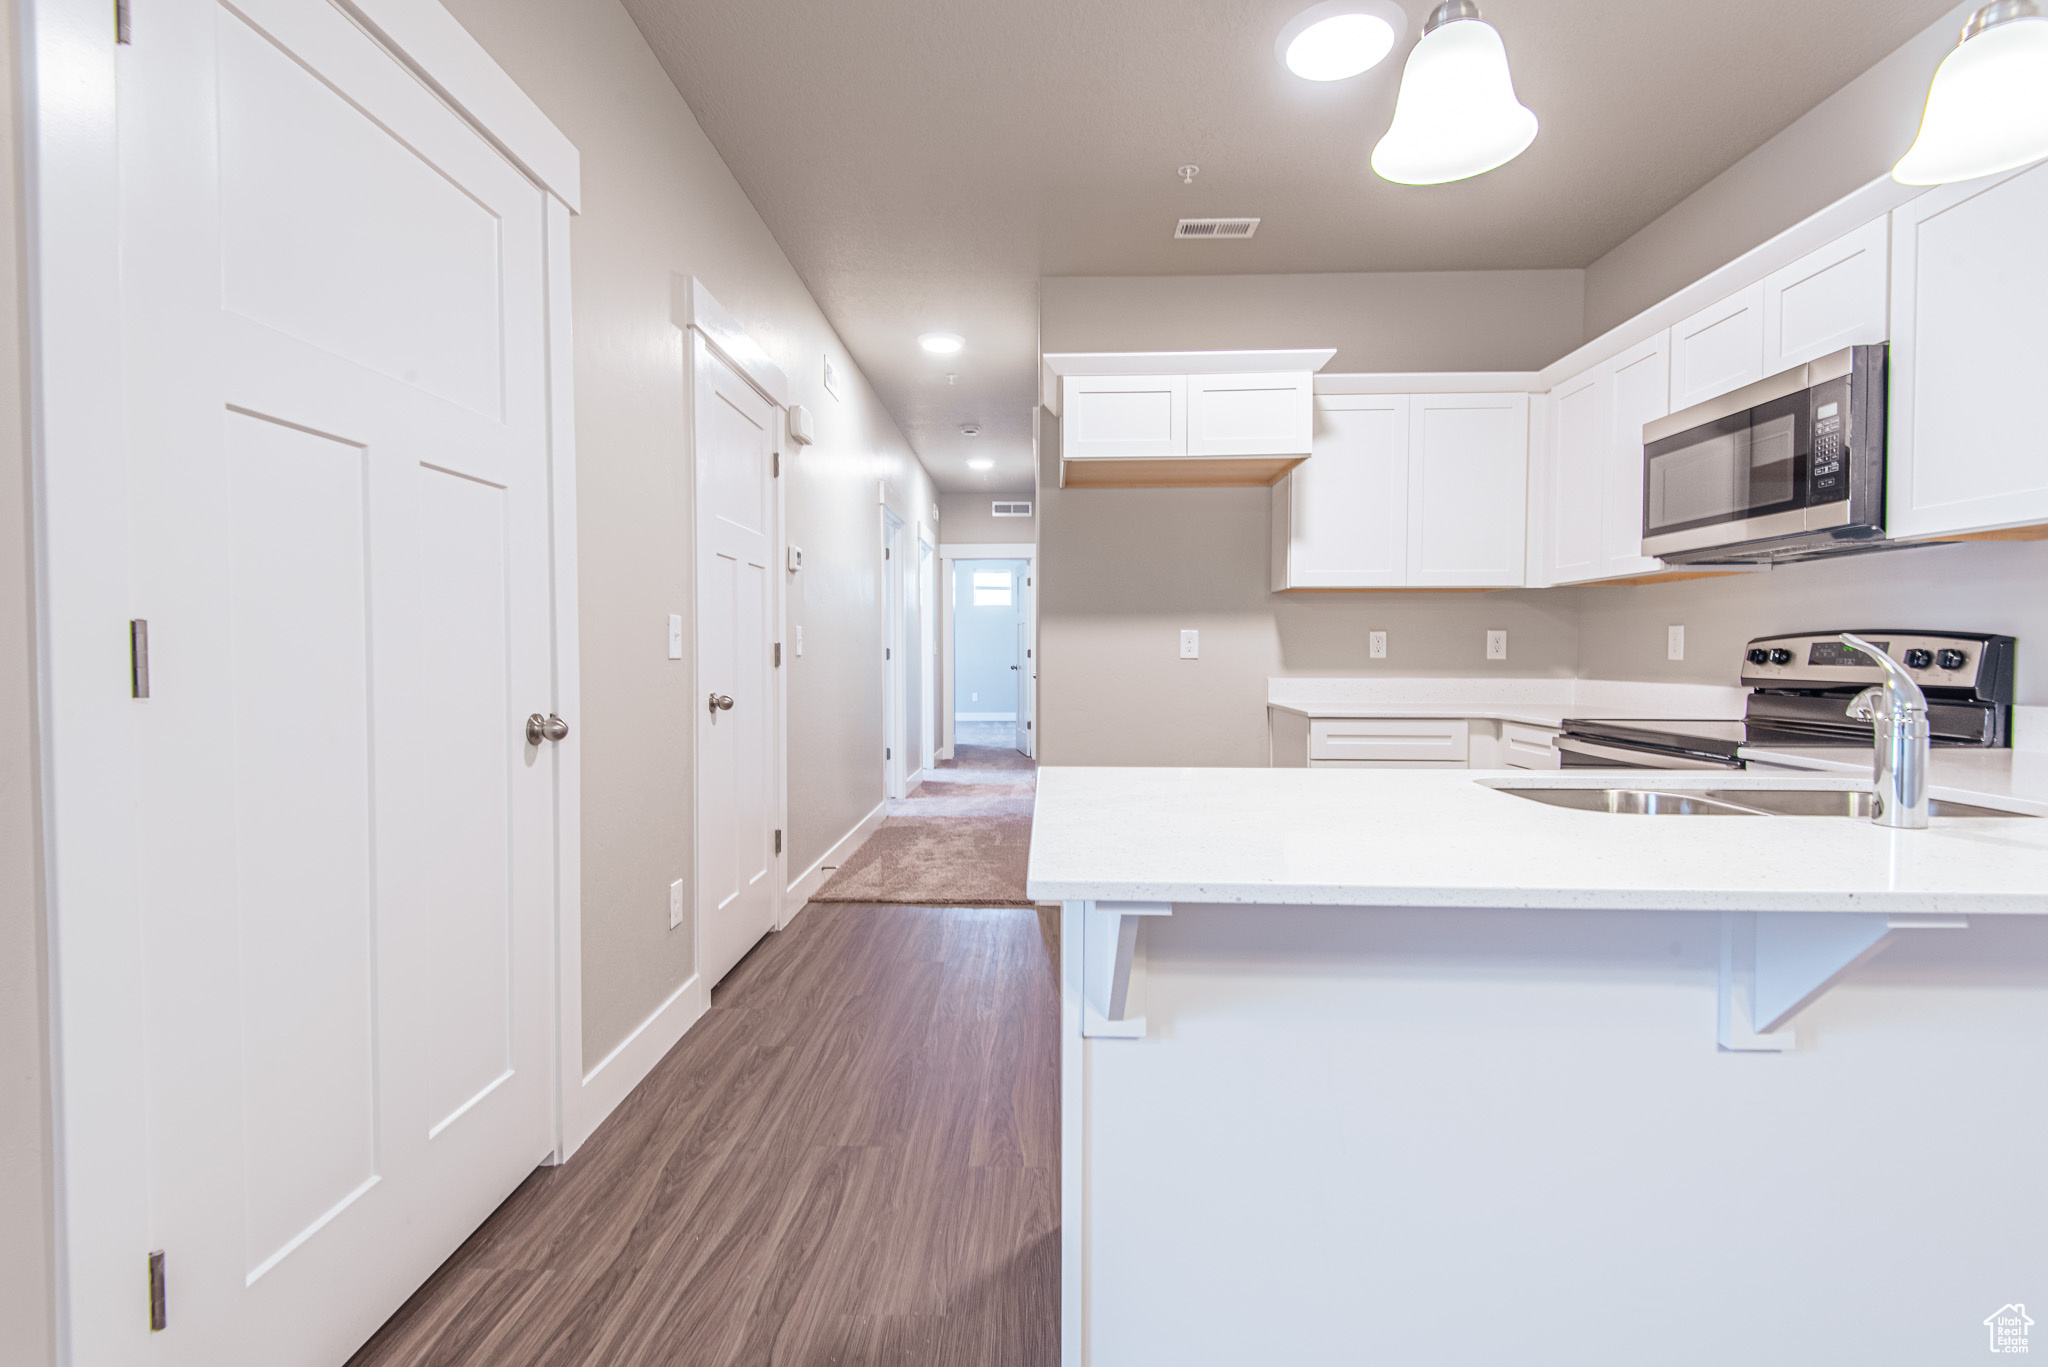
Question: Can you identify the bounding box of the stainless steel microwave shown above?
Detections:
[1641,344,1887,564]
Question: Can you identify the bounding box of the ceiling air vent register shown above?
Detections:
[1174,217,1260,240]
[992,501,1033,517]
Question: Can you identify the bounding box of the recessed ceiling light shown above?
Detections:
[968,459,994,470]
[919,332,964,354]
[1278,0,1406,82]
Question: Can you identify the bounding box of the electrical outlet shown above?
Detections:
[1668,625,1686,661]
[668,614,683,661]
[1486,629,1508,661]
[668,878,685,930]
[1180,629,1199,660]
[1369,630,1387,660]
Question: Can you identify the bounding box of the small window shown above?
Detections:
[972,571,1012,607]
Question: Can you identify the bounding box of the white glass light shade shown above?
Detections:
[1893,14,2048,185]
[919,332,965,354]
[1286,14,1396,80]
[967,458,994,470]
[1371,18,1537,185]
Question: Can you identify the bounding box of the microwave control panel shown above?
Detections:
[1807,377,1850,504]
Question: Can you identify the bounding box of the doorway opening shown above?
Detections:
[950,557,1031,757]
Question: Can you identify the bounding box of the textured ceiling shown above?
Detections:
[620,0,1958,491]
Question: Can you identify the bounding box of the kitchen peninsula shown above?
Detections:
[1029,766,2048,1366]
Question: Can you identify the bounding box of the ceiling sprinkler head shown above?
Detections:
[960,424,981,437]
[1179,164,1199,184]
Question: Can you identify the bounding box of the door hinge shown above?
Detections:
[884,547,890,559]
[885,647,890,660]
[773,829,782,855]
[773,642,781,666]
[129,619,150,698]
[147,1250,166,1331]
[115,0,132,44]
[1027,721,1032,729]
[885,747,891,760]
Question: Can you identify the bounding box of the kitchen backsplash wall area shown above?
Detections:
[1575,539,2048,702]
[1035,471,1580,768]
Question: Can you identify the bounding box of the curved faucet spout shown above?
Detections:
[1839,633,1930,829]
[1841,633,1928,717]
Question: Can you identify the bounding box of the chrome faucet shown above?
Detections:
[1841,632,1930,829]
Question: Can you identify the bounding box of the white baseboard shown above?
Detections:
[956,712,1018,721]
[564,971,705,1158]
[784,798,887,915]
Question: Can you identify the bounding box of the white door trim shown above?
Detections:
[23,3,584,1355]
[937,544,1038,761]
[881,505,906,799]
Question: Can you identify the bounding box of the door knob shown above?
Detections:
[525,713,569,745]
[708,692,735,714]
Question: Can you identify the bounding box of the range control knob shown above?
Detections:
[1769,648,1794,665]
[1903,648,1934,670]
[1937,648,1969,671]
[1746,648,1771,665]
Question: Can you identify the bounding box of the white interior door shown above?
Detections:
[920,531,937,773]
[121,2,558,1362]
[1013,616,1028,752]
[882,507,906,796]
[696,335,779,987]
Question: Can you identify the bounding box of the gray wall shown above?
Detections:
[1,0,54,1355]
[1578,541,2048,702]
[1582,3,1974,337]
[1042,270,1586,374]
[445,0,933,1066]
[952,559,1027,719]
[1036,271,1586,768]
[938,490,1037,546]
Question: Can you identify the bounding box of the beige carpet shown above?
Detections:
[812,757,1037,906]
[938,744,1036,772]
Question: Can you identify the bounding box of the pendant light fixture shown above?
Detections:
[1893,0,2048,185]
[1371,0,1537,186]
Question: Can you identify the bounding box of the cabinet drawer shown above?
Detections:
[1501,722,1562,770]
[1308,718,1470,764]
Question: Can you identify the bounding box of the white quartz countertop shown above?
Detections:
[1742,744,2048,812]
[1025,766,2048,913]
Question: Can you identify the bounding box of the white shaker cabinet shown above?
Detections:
[1061,374,1188,460]
[1541,365,1608,583]
[1408,392,1530,587]
[1270,393,1409,589]
[1761,215,1888,373]
[1889,162,2048,539]
[1670,282,1765,411]
[1602,332,1671,578]
[1189,372,1314,457]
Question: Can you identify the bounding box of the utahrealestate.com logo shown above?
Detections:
[1985,1304,2034,1354]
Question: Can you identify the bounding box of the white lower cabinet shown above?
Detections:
[1499,722,1563,770]
[1889,161,2048,538]
[1273,390,1529,591]
[1309,717,1470,766]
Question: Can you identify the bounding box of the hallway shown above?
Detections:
[347,901,1059,1367]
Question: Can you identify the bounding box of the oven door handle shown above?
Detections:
[1555,736,1745,770]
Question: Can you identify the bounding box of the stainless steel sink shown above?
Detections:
[1500,788,1760,816]
[1703,789,2032,819]
[1493,785,2034,818]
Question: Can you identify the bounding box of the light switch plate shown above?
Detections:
[1180,629,1199,660]
[669,878,685,930]
[787,545,804,572]
[1668,625,1686,661]
[795,625,804,657]
[1486,629,1508,661]
[668,614,684,661]
[1369,630,1388,660]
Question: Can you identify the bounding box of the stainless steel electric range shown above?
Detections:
[1557,630,2016,771]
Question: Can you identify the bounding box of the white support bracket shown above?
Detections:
[1078,899,1173,1038]
[1718,911,1968,1051]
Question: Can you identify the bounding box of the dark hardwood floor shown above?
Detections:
[348,903,1060,1367]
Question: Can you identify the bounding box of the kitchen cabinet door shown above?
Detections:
[1189,371,1313,457]
[1761,216,1888,374]
[1544,365,1609,585]
[1271,393,1408,589]
[1407,392,1530,587]
[1670,282,1765,411]
[1060,374,1187,460]
[1890,163,2048,538]
[1602,330,1671,578]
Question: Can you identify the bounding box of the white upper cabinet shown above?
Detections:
[1543,366,1608,584]
[1890,162,2048,538]
[1271,393,1409,590]
[1602,332,1670,578]
[1761,216,1889,373]
[1670,282,1765,412]
[1408,392,1530,587]
[1189,372,1314,457]
[1061,374,1188,459]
